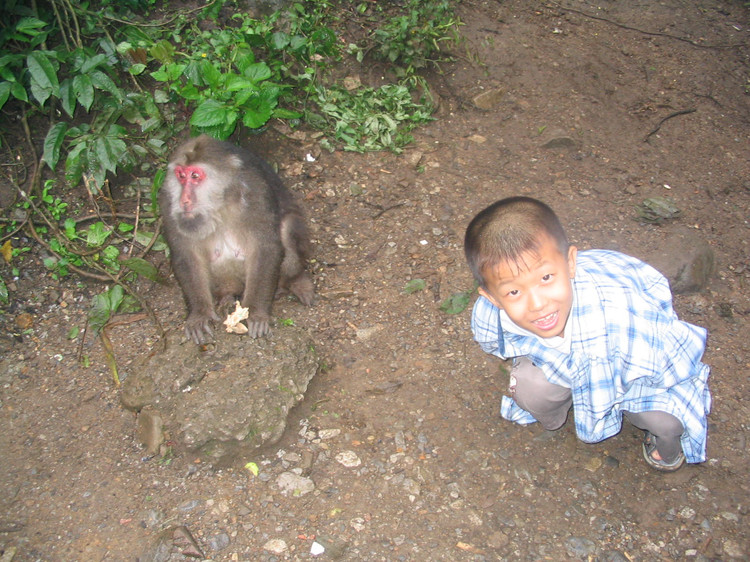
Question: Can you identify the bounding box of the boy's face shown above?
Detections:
[478,234,577,339]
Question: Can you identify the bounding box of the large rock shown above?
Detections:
[121,326,318,465]
[643,228,715,294]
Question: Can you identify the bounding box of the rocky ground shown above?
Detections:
[1,0,749,560]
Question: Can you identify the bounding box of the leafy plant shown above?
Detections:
[440,289,474,315]
[404,279,427,293]
[314,83,433,153]
[371,0,461,74]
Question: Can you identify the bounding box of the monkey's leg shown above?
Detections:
[172,250,221,344]
[241,242,283,338]
[279,215,315,306]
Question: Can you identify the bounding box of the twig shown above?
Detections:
[76,0,217,28]
[644,108,696,142]
[550,2,744,50]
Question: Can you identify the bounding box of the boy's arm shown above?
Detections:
[470,295,506,358]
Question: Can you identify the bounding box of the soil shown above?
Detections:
[2,1,749,560]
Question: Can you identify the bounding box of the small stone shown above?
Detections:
[318,428,341,440]
[598,550,629,562]
[566,536,596,558]
[678,506,696,520]
[207,532,230,551]
[643,228,714,293]
[402,477,421,495]
[472,88,505,110]
[584,456,603,472]
[263,539,288,554]
[15,312,33,330]
[277,472,315,496]
[136,407,164,456]
[335,450,362,467]
[541,136,577,149]
[603,455,620,468]
[404,150,424,167]
[723,538,745,558]
[487,531,509,548]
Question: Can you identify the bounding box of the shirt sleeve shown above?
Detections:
[470,295,506,358]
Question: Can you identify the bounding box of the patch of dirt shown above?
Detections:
[2,1,749,560]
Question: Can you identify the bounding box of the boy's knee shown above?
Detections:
[511,358,572,430]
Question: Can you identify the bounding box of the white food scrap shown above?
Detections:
[224,301,249,334]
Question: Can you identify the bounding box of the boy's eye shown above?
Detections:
[507,289,519,297]
[542,273,552,282]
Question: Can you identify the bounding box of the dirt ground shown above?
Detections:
[2,0,749,560]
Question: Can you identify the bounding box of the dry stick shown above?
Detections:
[550,2,744,50]
[644,108,696,143]
[100,313,149,386]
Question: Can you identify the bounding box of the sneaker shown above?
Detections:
[642,431,685,472]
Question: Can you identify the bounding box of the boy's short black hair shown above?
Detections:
[464,196,569,288]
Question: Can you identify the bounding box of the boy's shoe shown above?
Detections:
[642,431,685,472]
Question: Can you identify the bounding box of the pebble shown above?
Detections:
[276,472,315,496]
[566,536,596,558]
[335,450,362,467]
[263,539,288,554]
[723,538,745,558]
[207,532,230,551]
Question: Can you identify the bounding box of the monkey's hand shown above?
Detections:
[185,310,222,345]
[246,313,272,338]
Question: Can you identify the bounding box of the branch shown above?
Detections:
[550,2,744,50]
[644,108,696,142]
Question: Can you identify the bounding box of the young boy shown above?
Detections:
[464,196,711,471]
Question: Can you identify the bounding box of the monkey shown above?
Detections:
[159,135,314,344]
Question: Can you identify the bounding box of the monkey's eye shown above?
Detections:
[191,171,201,180]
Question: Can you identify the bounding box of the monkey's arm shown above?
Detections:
[170,244,220,344]
[241,239,283,338]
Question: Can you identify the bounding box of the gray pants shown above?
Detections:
[510,357,684,462]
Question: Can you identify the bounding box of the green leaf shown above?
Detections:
[73,74,94,111]
[65,141,86,186]
[29,75,53,106]
[128,63,147,76]
[244,62,272,83]
[0,82,10,110]
[86,222,112,246]
[272,107,302,119]
[225,75,257,92]
[89,70,123,101]
[16,17,48,37]
[404,279,427,294]
[200,60,222,89]
[27,51,59,106]
[10,81,28,103]
[190,99,229,127]
[121,257,161,282]
[42,122,68,170]
[95,132,127,174]
[242,98,273,129]
[439,291,473,315]
[270,31,290,50]
[88,285,124,334]
[149,40,176,63]
[63,218,78,240]
[59,78,75,117]
[134,230,167,252]
[80,53,106,74]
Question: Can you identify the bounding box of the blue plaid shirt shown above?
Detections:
[471,249,711,463]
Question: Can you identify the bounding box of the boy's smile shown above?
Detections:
[478,235,577,339]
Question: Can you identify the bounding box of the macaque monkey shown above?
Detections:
[160,135,314,344]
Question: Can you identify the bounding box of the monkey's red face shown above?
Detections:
[174,165,206,215]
